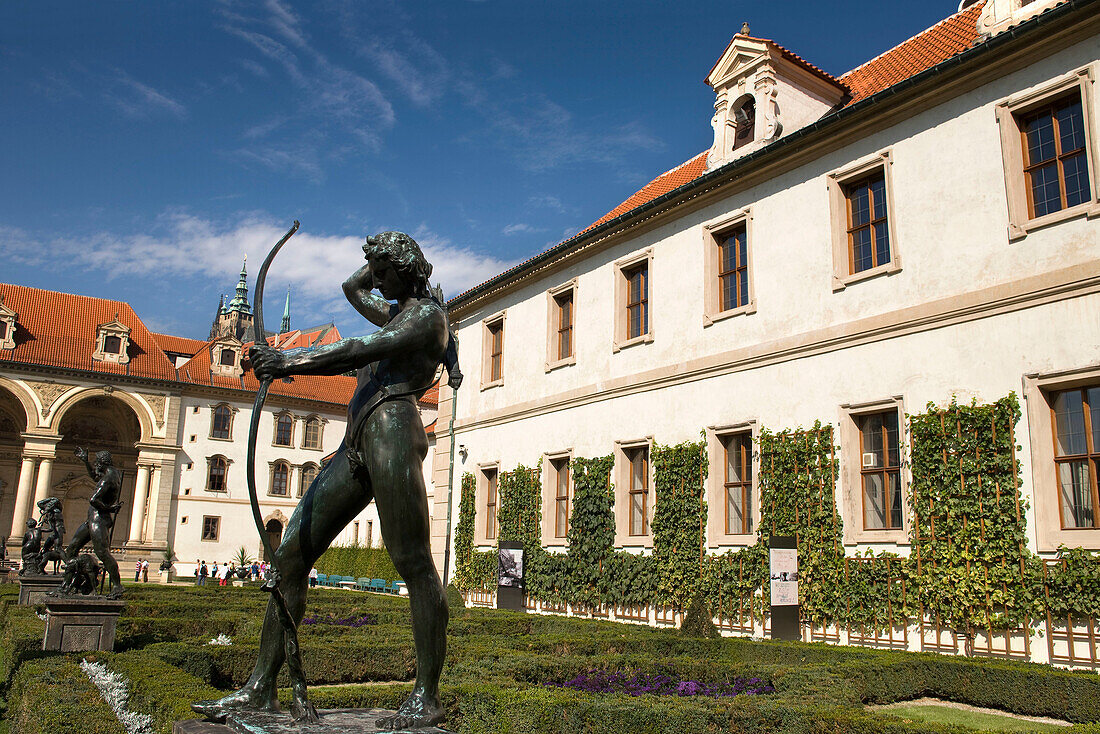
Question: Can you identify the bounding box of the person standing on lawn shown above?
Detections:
[309,566,318,588]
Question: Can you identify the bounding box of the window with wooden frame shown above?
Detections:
[996,67,1099,240]
[1051,385,1100,529]
[273,413,294,447]
[625,264,648,341]
[210,404,233,440]
[827,150,900,290]
[484,467,499,540]
[207,456,228,492]
[555,291,574,361]
[703,209,755,324]
[718,224,750,312]
[552,457,570,538]
[627,446,649,536]
[722,432,753,535]
[302,416,323,449]
[481,313,505,388]
[857,410,903,530]
[270,461,290,497]
[201,515,220,541]
[299,463,319,498]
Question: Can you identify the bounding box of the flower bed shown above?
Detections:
[301,612,377,627]
[546,670,774,698]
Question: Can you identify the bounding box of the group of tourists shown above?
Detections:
[132,559,151,582]
[193,559,271,586]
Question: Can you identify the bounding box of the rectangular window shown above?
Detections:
[201,515,220,541]
[303,418,321,449]
[723,433,753,535]
[274,414,293,446]
[555,291,573,361]
[845,172,891,275]
[1051,386,1100,529]
[552,457,570,538]
[219,348,236,366]
[103,335,122,354]
[485,468,498,540]
[483,316,504,386]
[627,446,649,536]
[1020,93,1092,218]
[718,225,750,312]
[624,264,649,340]
[858,411,903,530]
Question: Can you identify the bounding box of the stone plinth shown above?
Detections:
[18,574,63,605]
[42,596,126,652]
[174,709,451,734]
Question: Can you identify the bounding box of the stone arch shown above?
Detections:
[729,92,757,151]
[260,509,287,560]
[48,387,155,444]
[0,377,38,431]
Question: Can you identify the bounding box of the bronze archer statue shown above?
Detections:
[65,447,124,599]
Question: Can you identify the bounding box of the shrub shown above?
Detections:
[0,606,47,690]
[314,545,401,582]
[679,594,718,639]
[8,656,126,734]
[97,650,224,734]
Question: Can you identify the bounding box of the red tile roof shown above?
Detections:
[0,283,178,381]
[420,383,439,407]
[840,4,984,103]
[267,324,342,350]
[451,5,1001,306]
[152,332,207,357]
[176,340,357,407]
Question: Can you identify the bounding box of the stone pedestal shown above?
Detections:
[158,568,174,585]
[42,597,125,652]
[174,709,451,734]
[18,574,63,605]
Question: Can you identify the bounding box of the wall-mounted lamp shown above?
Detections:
[458,444,468,461]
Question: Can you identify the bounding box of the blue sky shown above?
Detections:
[0,1,961,340]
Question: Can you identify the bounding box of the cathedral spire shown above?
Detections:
[226,256,252,315]
[280,288,291,334]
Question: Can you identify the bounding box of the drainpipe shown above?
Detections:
[441,387,458,586]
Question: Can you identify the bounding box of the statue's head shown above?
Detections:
[363,231,432,299]
[94,451,113,471]
[25,519,36,530]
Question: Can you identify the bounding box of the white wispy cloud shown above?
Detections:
[0,212,512,315]
[103,68,187,119]
[502,223,545,236]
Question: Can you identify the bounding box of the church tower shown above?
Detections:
[209,258,255,341]
[280,289,291,334]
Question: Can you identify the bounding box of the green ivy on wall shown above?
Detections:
[651,439,708,609]
[497,463,542,548]
[453,472,495,591]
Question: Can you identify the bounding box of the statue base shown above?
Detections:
[18,574,63,605]
[174,709,451,734]
[42,596,126,652]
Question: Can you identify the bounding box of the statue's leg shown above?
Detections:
[90,521,123,597]
[365,402,448,730]
[193,446,372,718]
[63,523,90,561]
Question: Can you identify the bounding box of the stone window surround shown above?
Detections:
[614,437,654,547]
[612,248,654,353]
[272,410,295,447]
[0,296,17,350]
[1023,363,1100,551]
[301,414,326,450]
[92,318,132,364]
[702,207,757,326]
[540,448,573,546]
[206,455,231,493]
[210,338,244,378]
[995,64,1100,242]
[268,460,291,497]
[208,402,237,441]
[705,420,759,548]
[474,461,500,546]
[201,515,220,542]
[839,395,910,546]
[545,279,578,372]
[827,149,902,292]
[480,310,506,391]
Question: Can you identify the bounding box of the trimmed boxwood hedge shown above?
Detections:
[0,607,47,691]
[96,650,224,733]
[8,656,125,734]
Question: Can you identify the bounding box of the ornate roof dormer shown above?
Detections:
[977,0,1066,39]
[210,335,245,378]
[92,314,132,364]
[705,27,849,171]
[0,294,17,350]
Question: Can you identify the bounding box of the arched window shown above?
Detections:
[299,463,319,497]
[207,456,228,492]
[731,96,756,152]
[270,461,290,496]
[274,413,294,446]
[302,416,322,449]
[210,404,233,440]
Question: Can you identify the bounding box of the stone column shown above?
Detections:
[128,463,151,544]
[141,464,159,542]
[31,457,54,508]
[8,456,37,540]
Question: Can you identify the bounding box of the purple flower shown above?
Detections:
[546,670,772,699]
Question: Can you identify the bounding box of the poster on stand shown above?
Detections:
[769,547,799,606]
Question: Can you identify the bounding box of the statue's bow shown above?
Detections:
[243,220,318,722]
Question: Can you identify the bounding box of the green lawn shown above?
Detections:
[1,582,1099,733]
[881,702,1068,732]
